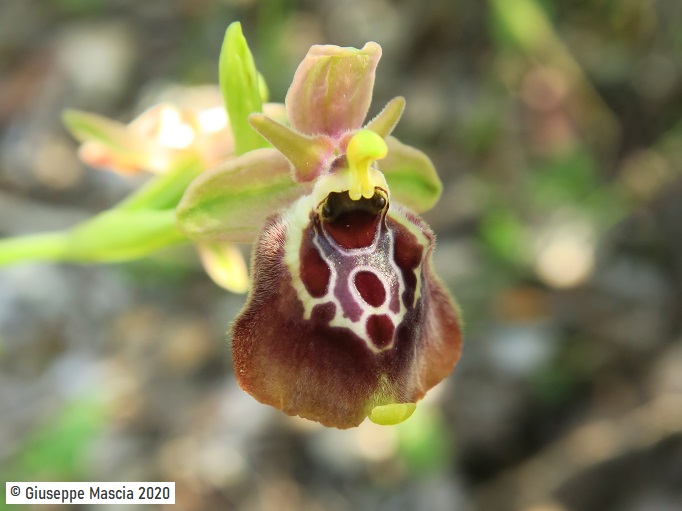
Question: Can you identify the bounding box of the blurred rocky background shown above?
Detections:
[1,0,682,510]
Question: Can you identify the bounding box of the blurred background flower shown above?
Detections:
[76,87,234,175]
[62,84,259,293]
[1,1,682,510]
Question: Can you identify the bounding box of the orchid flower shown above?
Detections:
[0,23,463,429]
[177,41,463,428]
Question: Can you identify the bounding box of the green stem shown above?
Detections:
[117,155,204,211]
[0,209,185,267]
[0,155,203,268]
[65,209,185,262]
[0,232,69,266]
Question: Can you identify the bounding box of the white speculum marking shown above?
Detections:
[283,194,417,354]
[313,226,404,353]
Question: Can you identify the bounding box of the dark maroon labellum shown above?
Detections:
[231,187,462,428]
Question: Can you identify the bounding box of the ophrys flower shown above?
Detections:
[177,42,462,428]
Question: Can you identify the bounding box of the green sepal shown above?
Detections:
[176,148,305,243]
[381,136,442,213]
[220,22,268,156]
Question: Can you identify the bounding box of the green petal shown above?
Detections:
[249,113,336,183]
[380,136,442,213]
[176,149,305,243]
[197,242,249,293]
[365,97,406,138]
[220,22,268,156]
[286,42,382,137]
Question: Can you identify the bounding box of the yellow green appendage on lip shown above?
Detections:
[369,403,417,425]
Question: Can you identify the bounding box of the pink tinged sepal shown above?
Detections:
[231,189,462,429]
[286,42,382,137]
[175,148,306,243]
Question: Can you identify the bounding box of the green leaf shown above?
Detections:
[176,148,305,243]
[380,136,442,213]
[220,22,268,156]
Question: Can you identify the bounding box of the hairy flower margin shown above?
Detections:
[177,35,463,428]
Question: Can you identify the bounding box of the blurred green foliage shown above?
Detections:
[396,406,452,476]
[2,397,108,508]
